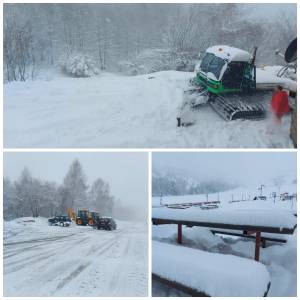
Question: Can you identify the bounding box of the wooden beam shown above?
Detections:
[211,229,287,244]
[152,273,210,297]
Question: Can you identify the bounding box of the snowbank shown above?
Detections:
[153,241,270,297]
[4,70,294,148]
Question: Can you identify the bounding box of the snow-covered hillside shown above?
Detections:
[153,179,297,213]
[4,70,293,148]
[4,218,148,297]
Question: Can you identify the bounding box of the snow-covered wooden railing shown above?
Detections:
[152,207,296,261]
[153,241,271,297]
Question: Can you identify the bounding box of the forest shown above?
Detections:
[4,3,296,81]
[3,159,116,220]
[152,171,236,197]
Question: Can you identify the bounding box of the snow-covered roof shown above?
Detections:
[206,45,251,62]
[153,241,270,297]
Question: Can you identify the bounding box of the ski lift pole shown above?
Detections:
[258,185,265,196]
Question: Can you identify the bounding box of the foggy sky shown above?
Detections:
[243,3,296,20]
[4,152,148,212]
[153,152,296,186]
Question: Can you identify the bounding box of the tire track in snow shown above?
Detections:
[4,234,81,259]
[54,228,131,296]
[54,233,121,293]
[5,252,57,274]
[5,235,91,268]
[4,233,76,246]
[4,234,91,273]
[107,233,132,295]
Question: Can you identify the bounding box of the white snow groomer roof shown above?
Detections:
[206,45,251,62]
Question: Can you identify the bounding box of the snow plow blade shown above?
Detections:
[209,94,266,121]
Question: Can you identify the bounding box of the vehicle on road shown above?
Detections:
[93,217,117,231]
[48,216,72,227]
[76,209,100,226]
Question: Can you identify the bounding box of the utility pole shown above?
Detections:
[272,192,276,204]
[258,185,265,196]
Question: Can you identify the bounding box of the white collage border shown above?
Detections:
[1,0,299,300]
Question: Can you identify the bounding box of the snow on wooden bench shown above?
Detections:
[152,207,296,261]
[152,241,271,297]
[152,207,296,233]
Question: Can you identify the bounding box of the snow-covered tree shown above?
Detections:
[62,53,99,77]
[3,177,17,220]
[88,178,114,215]
[4,3,296,80]
[4,159,119,220]
[152,171,236,196]
[13,168,40,217]
[62,159,88,211]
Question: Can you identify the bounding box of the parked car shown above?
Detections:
[93,217,117,231]
[48,216,72,227]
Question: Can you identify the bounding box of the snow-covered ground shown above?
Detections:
[153,182,297,214]
[4,70,294,148]
[4,217,148,297]
[152,182,297,297]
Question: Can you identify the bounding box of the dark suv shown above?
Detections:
[48,216,72,227]
[93,217,117,231]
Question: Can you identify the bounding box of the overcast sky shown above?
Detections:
[242,3,296,20]
[153,152,296,186]
[4,152,148,212]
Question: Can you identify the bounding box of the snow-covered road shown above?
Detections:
[4,71,293,148]
[4,218,148,297]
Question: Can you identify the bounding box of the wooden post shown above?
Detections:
[177,117,181,127]
[177,224,182,244]
[255,231,261,261]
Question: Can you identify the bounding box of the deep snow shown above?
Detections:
[4,217,148,297]
[152,182,297,297]
[4,70,294,148]
[152,225,297,297]
[153,240,270,297]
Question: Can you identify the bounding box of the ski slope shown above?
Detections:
[4,218,148,297]
[4,70,293,148]
[152,181,297,214]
